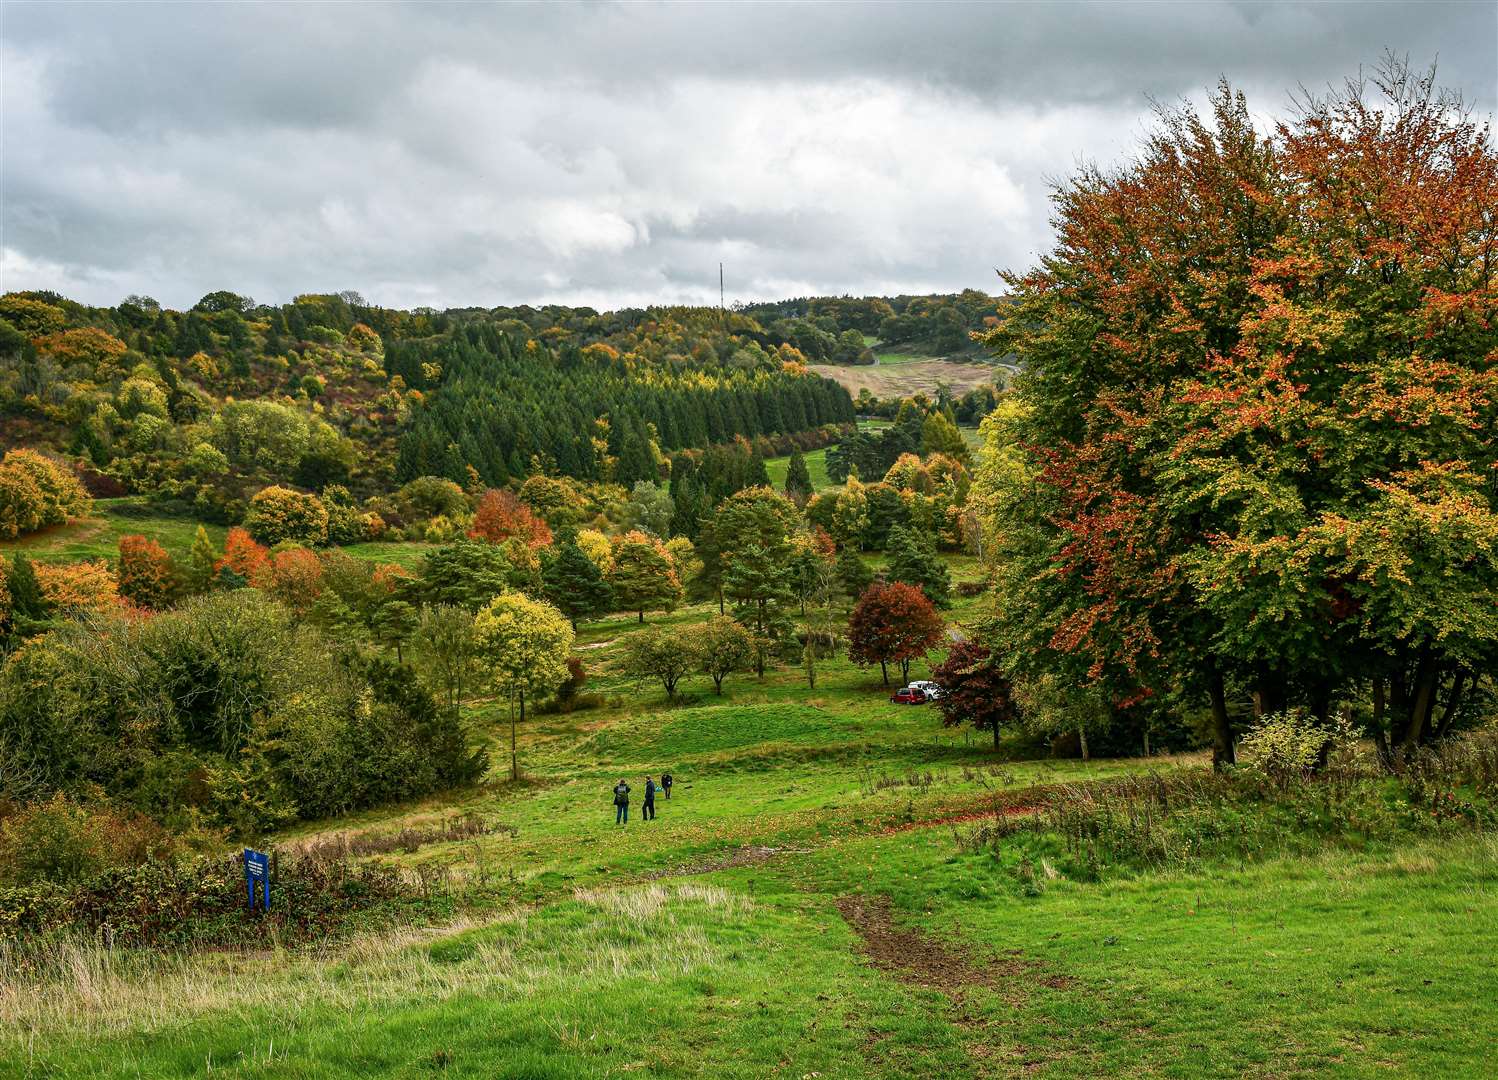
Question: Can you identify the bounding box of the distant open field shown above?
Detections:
[0,498,437,568]
[813,359,998,398]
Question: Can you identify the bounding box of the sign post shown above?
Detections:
[244,848,270,913]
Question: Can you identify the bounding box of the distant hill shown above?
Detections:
[0,289,1005,524]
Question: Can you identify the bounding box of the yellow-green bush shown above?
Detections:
[244,484,329,546]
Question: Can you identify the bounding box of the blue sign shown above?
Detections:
[244,848,270,913]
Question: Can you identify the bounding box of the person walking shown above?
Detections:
[613,779,630,825]
[642,776,657,821]
[661,772,673,800]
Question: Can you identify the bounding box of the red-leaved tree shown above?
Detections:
[931,641,1019,748]
[469,489,552,549]
[216,527,269,586]
[847,581,945,686]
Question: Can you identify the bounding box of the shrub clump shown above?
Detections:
[0,591,488,838]
[243,485,329,546]
[0,449,91,539]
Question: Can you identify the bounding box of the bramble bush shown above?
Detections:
[0,848,434,948]
[0,793,175,887]
[954,728,1498,887]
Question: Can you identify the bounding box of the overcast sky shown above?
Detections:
[2,1,1494,312]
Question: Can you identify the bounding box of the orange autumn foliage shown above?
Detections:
[217,527,269,585]
[117,534,175,610]
[468,488,552,549]
[34,561,119,614]
[261,547,324,615]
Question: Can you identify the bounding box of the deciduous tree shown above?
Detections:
[608,531,682,622]
[848,582,944,685]
[244,486,329,547]
[469,488,552,549]
[691,616,754,694]
[622,626,697,701]
[117,534,174,610]
[474,593,575,780]
[931,642,1019,748]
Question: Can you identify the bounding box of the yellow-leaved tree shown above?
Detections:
[473,593,574,780]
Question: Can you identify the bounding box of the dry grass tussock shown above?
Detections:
[0,883,749,1040]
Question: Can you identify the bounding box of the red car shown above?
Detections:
[890,687,926,705]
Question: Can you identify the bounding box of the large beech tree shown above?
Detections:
[978,60,1498,767]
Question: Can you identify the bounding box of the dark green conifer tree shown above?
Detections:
[885,525,951,607]
[784,450,813,502]
[542,538,614,627]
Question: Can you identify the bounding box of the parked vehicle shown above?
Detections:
[907,680,942,700]
[890,687,926,705]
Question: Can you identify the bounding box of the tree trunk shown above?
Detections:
[1078,727,1090,761]
[879,659,888,686]
[509,696,519,781]
[1434,670,1469,739]
[1371,678,1393,769]
[1255,664,1287,718]
[638,610,644,623]
[1401,655,1439,751]
[1207,666,1235,770]
[1143,730,1151,757]
[992,721,1000,749]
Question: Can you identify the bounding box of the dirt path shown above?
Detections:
[641,843,812,880]
[835,894,1024,991]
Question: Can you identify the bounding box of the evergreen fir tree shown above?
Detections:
[184,525,219,595]
[784,450,813,502]
[5,555,49,637]
[835,545,873,602]
[885,525,951,607]
[542,539,615,627]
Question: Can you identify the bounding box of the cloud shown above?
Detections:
[2,1,1493,309]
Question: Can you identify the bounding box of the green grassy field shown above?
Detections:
[4,523,1493,1078]
[764,446,832,492]
[764,425,980,496]
[0,498,228,563]
[0,499,437,568]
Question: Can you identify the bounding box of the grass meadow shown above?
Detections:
[3,512,1495,1078]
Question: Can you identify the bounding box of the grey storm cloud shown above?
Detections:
[2,0,1494,310]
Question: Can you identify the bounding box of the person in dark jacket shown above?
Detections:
[613,779,630,825]
[642,776,657,820]
[661,772,673,800]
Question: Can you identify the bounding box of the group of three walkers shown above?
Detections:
[612,772,672,823]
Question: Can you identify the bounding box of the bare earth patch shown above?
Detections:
[835,894,1020,991]
[643,844,809,880]
[838,895,1075,1073]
